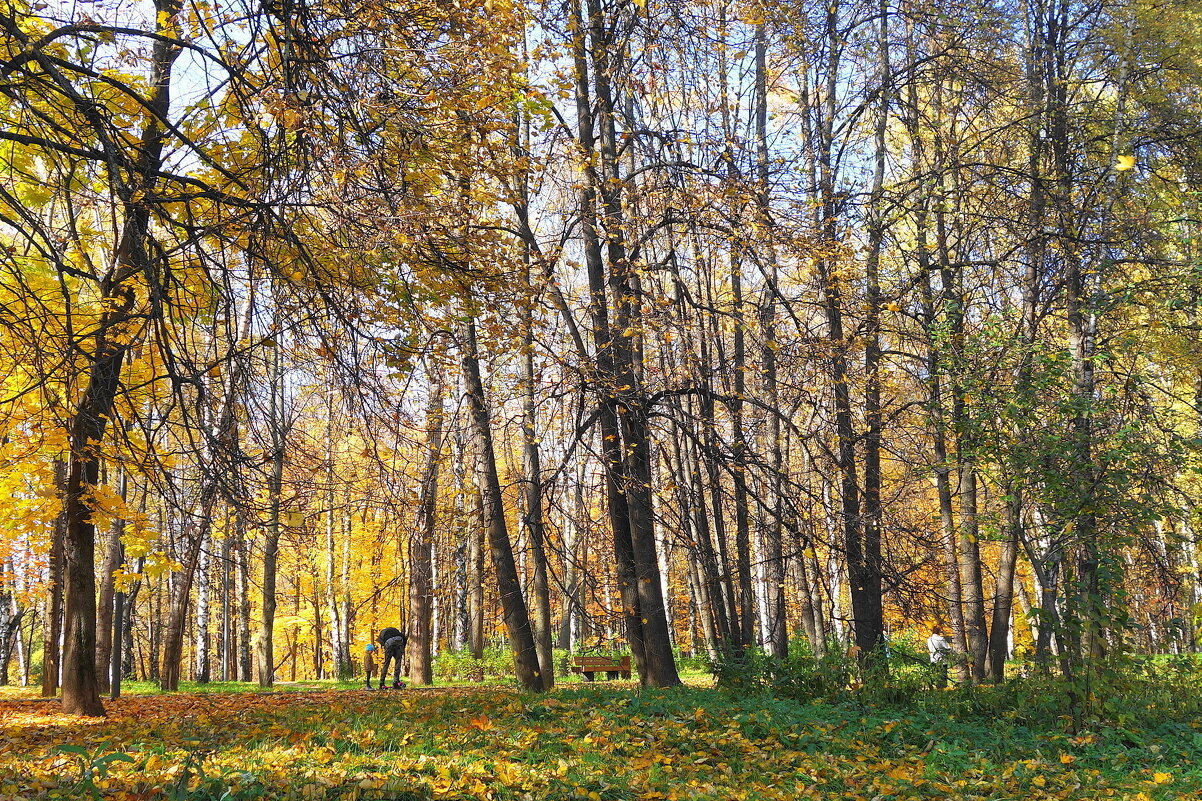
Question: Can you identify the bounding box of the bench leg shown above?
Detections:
[583,671,594,681]
[607,671,618,680]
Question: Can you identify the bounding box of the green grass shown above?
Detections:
[3,674,1201,799]
[4,655,1202,799]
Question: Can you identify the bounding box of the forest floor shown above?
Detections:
[0,680,1199,800]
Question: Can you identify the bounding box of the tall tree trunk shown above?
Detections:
[109,538,126,700]
[236,511,253,682]
[95,468,125,694]
[194,518,211,683]
[161,506,209,691]
[60,0,181,717]
[902,22,967,672]
[754,20,786,660]
[987,487,1021,680]
[811,0,883,663]
[459,317,543,692]
[409,363,444,685]
[256,337,286,688]
[571,0,647,676]
[62,336,129,716]
[583,0,680,687]
[859,0,890,671]
[728,248,756,651]
[42,459,65,698]
[521,319,555,690]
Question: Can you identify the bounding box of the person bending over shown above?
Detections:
[377,627,408,689]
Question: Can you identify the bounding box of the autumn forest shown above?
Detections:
[2,0,1202,762]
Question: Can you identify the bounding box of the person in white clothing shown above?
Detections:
[926,627,951,662]
[926,626,951,688]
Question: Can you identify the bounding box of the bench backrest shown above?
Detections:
[573,656,631,669]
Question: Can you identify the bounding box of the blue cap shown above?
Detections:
[365,644,376,651]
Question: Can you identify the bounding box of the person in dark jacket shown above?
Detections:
[377,627,407,689]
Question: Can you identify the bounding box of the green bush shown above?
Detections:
[432,647,514,683]
[709,641,856,701]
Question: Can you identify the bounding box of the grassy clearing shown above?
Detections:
[1,674,1200,800]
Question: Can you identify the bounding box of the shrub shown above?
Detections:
[433,647,514,683]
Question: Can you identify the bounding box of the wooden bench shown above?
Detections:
[570,655,632,681]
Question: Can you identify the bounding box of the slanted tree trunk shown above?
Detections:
[459,316,543,692]
[58,0,183,718]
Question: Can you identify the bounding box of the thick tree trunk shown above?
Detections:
[956,468,989,680]
[987,487,1021,680]
[577,0,679,687]
[62,339,130,716]
[59,0,181,717]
